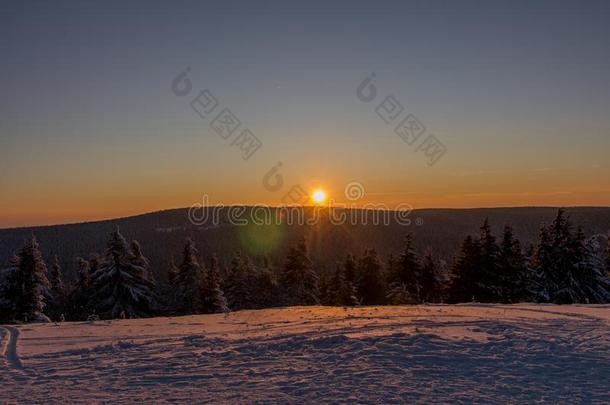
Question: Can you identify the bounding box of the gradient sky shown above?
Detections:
[1,0,609,227]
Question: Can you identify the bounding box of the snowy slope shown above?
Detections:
[1,305,610,404]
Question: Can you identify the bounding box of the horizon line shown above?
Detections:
[2,204,610,231]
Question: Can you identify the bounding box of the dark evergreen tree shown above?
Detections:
[201,256,228,313]
[279,238,319,306]
[89,254,101,278]
[132,240,154,283]
[167,257,179,285]
[447,235,481,303]
[605,236,610,277]
[327,263,358,306]
[448,220,505,303]
[386,282,410,305]
[0,255,20,323]
[8,237,52,322]
[66,257,93,320]
[224,252,253,310]
[318,269,332,305]
[497,226,529,303]
[250,259,280,309]
[172,239,207,314]
[47,255,66,320]
[89,229,157,319]
[565,229,610,303]
[477,218,502,302]
[532,210,610,303]
[356,249,386,305]
[530,225,554,301]
[420,250,442,303]
[388,235,421,303]
[343,254,357,287]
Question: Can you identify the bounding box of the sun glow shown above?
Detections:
[311,189,327,204]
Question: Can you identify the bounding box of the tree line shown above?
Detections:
[1,209,609,323]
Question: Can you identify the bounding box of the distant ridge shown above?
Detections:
[1,206,609,282]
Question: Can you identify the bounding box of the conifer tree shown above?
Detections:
[605,236,610,277]
[224,253,252,310]
[279,238,319,306]
[201,256,228,313]
[343,254,357,288]
[251,258,279,309]
[448,220,505,303]
[386,282,410,305]
[318,270,332,305]
[172,238,207,313]
[67,257,92,320]
[10,237,51,322]
[532,210,610,303]
[477,218,502,302]
[89,254,101,278]
[132,240,154,283]
[447,235,481,303]
[356,249,386,305]
[420,250,442,303]
[0,255,20,323]
[388,235,421,302]
[530,224,554,301]
[167,257,179,285]
[497,226,529,303]
[89,229,157,319]
[328,263,358,306]
[47,255,66,320]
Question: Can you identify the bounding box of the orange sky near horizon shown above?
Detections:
[2,1,610,228]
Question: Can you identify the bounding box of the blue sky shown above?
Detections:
[1,0,609,226]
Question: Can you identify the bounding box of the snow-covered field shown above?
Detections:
[2,305,610,404]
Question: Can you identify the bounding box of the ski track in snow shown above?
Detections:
[0,325,22,369]
[1,305,610,404]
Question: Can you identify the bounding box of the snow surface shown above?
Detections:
[1,304,610,404]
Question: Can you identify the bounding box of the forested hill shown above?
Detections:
[1,207,609,281]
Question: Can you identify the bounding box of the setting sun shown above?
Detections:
[311,189,327,204]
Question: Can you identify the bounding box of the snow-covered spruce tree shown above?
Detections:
[343,254,357,289]
[10,237,51,322]
[447,235,481,303]
[449,219,504,303]
[172,239,207,314]
[356,249,386,305]
[387,235,421,303]
[66,257,93,320]
[571,234,610,303]
[497,226,530,303]
[476,219,502,302]
[532,209,610,303]
[224,253,253,310]
[606,236,610,277]
[0,255,20,323]
[386,282,411,305]
[131,240,155,284]
[327,263,358,306]
[420,250,443,303]
[530,224,555,302]
[89,229,157,319]
[167,257,179,285]
[47,255,66,320]
[201,256,228,313]
[250,258,280,309]
[280,238,319,306]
